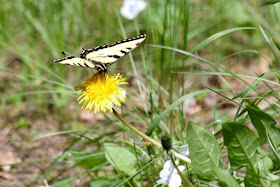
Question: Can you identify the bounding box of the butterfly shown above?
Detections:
[52,34,146,72]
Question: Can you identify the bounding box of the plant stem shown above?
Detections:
[112,108,191,164]
[171,150,191,163]
[170,154,193,187]
[113,108,162,148]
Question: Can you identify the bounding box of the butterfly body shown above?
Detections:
[52,34,146,72]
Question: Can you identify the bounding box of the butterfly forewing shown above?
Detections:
[84,34,146,66]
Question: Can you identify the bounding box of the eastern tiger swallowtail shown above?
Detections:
[52,34,146,72]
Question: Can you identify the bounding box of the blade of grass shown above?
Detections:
[146,89,210,136]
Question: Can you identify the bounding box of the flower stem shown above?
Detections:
[113,108,162,148]
[112,108,191,164]
[170,154,193,187]
[171,150,191,164]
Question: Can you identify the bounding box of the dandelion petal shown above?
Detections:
[75,73,128,114]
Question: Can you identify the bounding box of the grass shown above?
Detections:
[1,0,280,186]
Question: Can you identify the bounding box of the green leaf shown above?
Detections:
[90,180,111,187]
[269,148,280,169]
[104,143,137,175]
[245,157,280,186]
[273,39,280,52]
[90,179,122,187]
[52,177,73,187]
[244,167,261,186]
[258,156,273,173]
[187,121,222,180]
[246,106,272,144]
[222,122,269,186]
[259,25,280,64]
[247,106,280,155]
[231,73,265,100]
[212,167,240,187]
[276,74,280,84]
[257,157,280,185]
[191,27,256,53]
[70,151,107,170]
[222,122,261,170]
[259,0,280,6]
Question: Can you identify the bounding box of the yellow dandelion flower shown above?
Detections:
[75,72,128,114]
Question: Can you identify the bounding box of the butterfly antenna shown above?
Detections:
[78,44,85,52]
[81,47,86,54]
[61,51,70,56]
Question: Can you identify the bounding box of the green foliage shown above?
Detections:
[52,177,73,187]
[212,167,239,187]
[260,0,280,6]
[90,179,122,187]
[187,121,221,180]
[15,117,30,129]
[146,89,210,136]
[222,122,261,170]
[104,143,137,176]
[221,109,280,186]
[247,105,280,147]
[247,105,280,170]
[71,151,107,170]
[185,107,280,186]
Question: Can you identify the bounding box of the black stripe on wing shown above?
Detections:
[80,34,146,58]
[107,55,121,59]
[52,55,75,63]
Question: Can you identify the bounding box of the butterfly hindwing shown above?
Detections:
[52,56,95,68]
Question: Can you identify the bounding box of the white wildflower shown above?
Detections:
[156,160,185,187]
[120,0,147,20]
